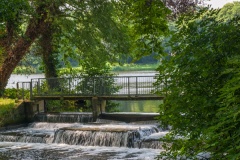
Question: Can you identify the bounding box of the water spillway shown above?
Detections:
[34,112,93,123]
[52,124,160,148]
[0,122,165,148]
[0,112,168,159]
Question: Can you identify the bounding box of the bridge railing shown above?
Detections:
[16,82,32,100]
[29,76,164,98]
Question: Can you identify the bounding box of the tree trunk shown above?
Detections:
[40,22,60,89]
[0,8,48,96]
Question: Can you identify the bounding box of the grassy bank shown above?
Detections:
[14,63,159,75]
[58,63,159,75]
[111,63,159,71]
[0,99,25,127]
[0,98,15,106]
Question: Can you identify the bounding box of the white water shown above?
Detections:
[0,142,163,160]
[35,113,93,123]
[0,120,167,159]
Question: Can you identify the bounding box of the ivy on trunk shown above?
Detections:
[0,2,49,96]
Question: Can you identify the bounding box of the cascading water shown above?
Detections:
[52,124,161,148]
[0,113,168,159]
[34,112,93,123]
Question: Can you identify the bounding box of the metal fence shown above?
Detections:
[27,76,164,98]
[16,82,32,100]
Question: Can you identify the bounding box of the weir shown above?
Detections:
[0,110,169,159]
[0,113,166,149]
[34,112,93,123]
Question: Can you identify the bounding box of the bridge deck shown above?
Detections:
[33,95,164,100]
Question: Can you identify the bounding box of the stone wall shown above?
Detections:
[0,100,45,130]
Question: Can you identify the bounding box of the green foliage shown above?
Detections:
[54,0,131,70]
[3,88,18,99]
[105,101,120,112]
[0,0,30,23]
[2,88,29,100]
[123,0,170,59]
[0,99,25,127]
[218,1,240,21]
[15,49,43,74]
[0,0,170,94]
[13,66,37,74]
[157,8,240,159]
[45,100,76,112]
[112,63,159,71]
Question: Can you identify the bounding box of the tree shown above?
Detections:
[157,7,240,159]
[39,22,60,89]
[163,0,205,19]
[0,0,170,96]
[0,0,57,96]
[217,1,240,20]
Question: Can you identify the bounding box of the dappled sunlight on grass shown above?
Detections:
[0,98,25,127]
[0,98,15,105]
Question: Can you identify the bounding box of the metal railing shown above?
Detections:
[16,82,32,100]
[17,76,165,99]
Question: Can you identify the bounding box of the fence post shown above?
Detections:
[68,78,71,94]
[128,77,130,96]
[93,77,96,96]
[136,77,138,96]
[37,79,40,95]
[22,83,25,100]
[16,82,19,99]
[30,80,33,100]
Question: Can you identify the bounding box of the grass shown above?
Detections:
[58,63,159,74]
[0,98,22,127]
[111,63,159,71]
[0,98,15,105]
[13,63,159,75]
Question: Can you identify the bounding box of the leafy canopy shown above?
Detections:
[157,6,240,159]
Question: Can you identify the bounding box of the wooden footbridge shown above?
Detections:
[17,75,165,121]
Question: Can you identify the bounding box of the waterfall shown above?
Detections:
[29,122,83,129]
[0,122,166,149]
[0,112,169,150]
[52,124,161,148]
[53,129,129,147]
[0,122,84,144]
[34,113,93,123]
[0,133,53,143]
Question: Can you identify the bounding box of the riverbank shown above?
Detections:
[0,99,26,127]
[13,63,159,75]
[111,63,158,71]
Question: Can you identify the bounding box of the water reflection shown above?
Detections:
[116,100,162,112]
